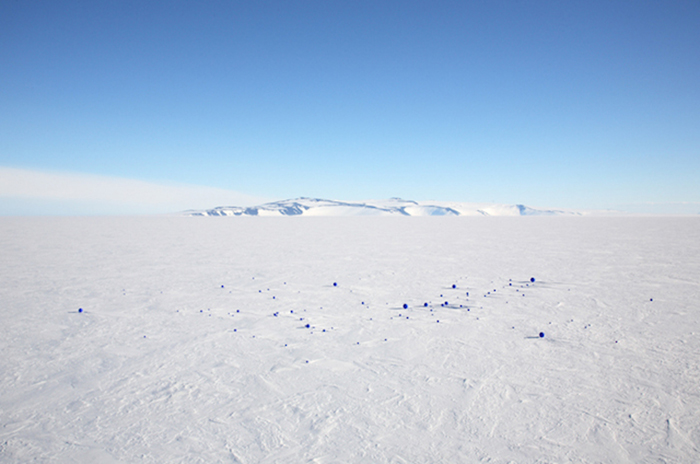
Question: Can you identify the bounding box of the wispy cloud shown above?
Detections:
[0,167,267,215]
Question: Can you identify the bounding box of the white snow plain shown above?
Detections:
[1,216,699,463]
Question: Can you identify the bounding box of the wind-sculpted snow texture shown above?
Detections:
[1,216,699,463]
[186,197,582,217]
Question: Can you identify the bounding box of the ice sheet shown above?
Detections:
[1,216,699,463]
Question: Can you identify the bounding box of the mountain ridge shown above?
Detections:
[184,198,586,217]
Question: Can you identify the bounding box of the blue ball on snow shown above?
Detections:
[539,332,545,338]
[333,282,338,287]
[403,303,408,309]
[530,277,536,283]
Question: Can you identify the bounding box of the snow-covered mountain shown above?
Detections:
[184,197,582,217]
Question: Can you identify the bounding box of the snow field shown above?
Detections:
[1,216,699,463]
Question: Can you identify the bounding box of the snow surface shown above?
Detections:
[185,197,587,217]
[1,216,699,463]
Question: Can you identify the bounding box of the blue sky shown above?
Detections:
[1,0,699,214]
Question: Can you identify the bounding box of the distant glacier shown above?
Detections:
[184,198,586,217]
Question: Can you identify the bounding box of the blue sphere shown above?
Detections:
[452,284,456,289]
[78,308,83,313]
[333,282,337,287]
[530,277,536,283]
[424,302,428,307]
[403,303,408,309]
[539,332,545,338]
